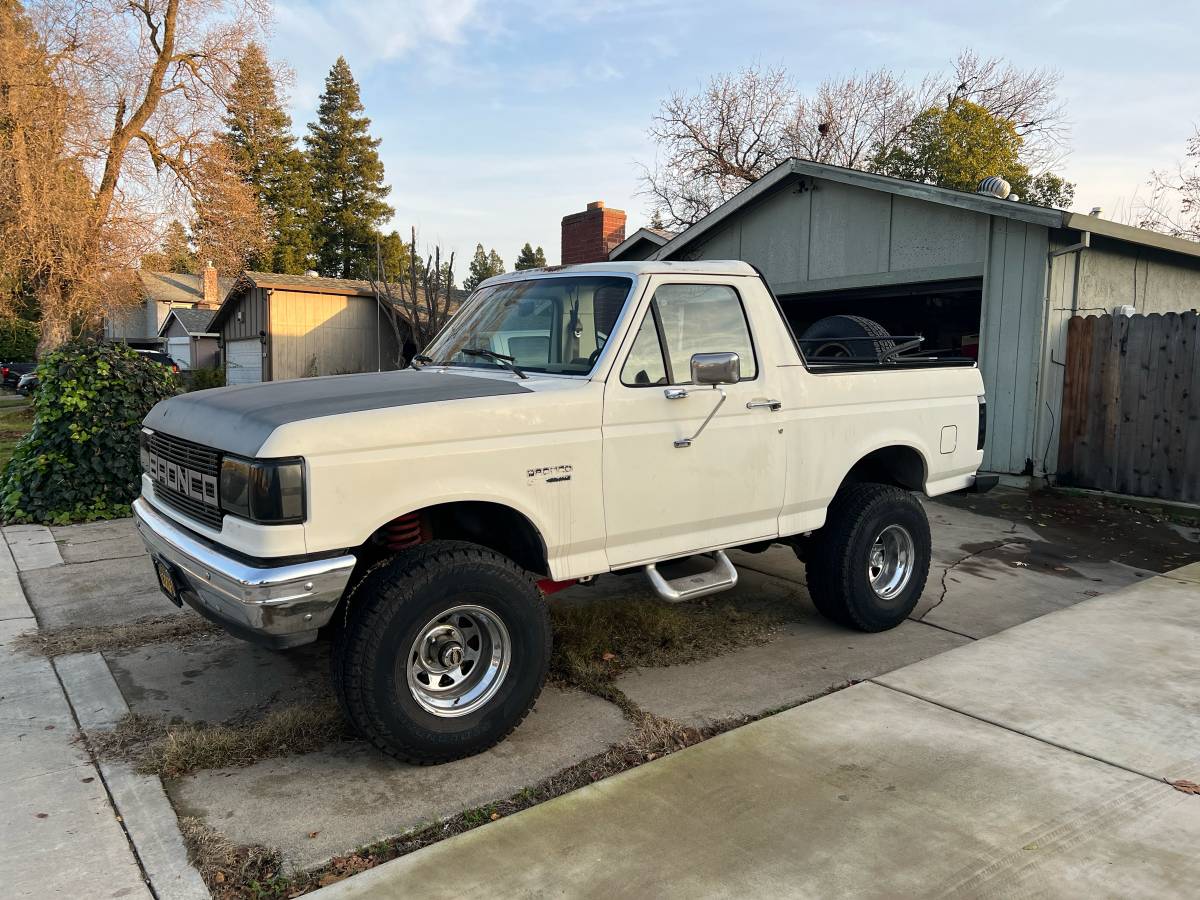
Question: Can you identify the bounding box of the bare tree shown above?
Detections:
[2,0,266,352]
[640,53,1070,229]
[641,65,794,228]
[1140,128,1200,241]
[786,68,929,170]
[370,227,457,367]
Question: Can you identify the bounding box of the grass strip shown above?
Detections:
[14,615,222,657]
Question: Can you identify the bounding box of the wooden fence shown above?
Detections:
[1057,311,1200,503]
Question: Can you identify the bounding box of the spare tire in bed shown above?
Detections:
[799,314,896,362]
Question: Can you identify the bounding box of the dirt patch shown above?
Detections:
[13,615,221,657]
[939,486,1200,572]
[88,702,351,778]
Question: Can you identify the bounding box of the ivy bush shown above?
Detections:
[1,341,179,524]
[185,366,226,391]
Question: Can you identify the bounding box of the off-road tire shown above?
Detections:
[799,314,896,361]
[804,483,930,632]
[331,540,551,764]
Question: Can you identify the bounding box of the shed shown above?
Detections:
[158,307,219,370]
[619,159,1200,478]
[209,272,413,384]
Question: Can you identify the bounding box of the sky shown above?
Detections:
[267,0,1200,269]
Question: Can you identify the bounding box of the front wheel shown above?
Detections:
[803,483,931,632]
[332,541,551,764]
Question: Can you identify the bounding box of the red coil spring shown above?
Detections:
[384,512,426,550]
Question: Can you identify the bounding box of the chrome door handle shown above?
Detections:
[746,399,782,411]
[664,388,689,400]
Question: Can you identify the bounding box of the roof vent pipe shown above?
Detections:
[976,176,1011,199]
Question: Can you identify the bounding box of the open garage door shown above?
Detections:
[779,278,984,360]
[225,338,263,384]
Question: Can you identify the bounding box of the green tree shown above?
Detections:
[376,229,411,281]
[141,221,196,273]
[513,242,547,270]
[305,57,393,278]
[871,98,1073,208]
[463,244,504,291]
[222,44,314,273]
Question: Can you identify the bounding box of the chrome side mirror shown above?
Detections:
[690,352,740,386]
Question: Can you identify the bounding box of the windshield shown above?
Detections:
[423,276,633,376]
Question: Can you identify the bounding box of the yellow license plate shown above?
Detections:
[154,559,182,605]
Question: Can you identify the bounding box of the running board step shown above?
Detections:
[644,551,739,603]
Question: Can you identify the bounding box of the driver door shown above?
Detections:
[601,278,786,568]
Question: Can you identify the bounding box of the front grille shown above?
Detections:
[146,432,223,529]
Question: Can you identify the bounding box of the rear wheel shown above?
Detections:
[803,483,930,632]
[332,541,551,764]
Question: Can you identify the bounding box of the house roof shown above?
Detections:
[653,158,1200,263]
[608,226,677,260]
[158,307,217,337]
[210,270,468,332]
[139,271,234,306]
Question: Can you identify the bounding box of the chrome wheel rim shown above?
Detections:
[868,525,915,600]
[405,604,510,718]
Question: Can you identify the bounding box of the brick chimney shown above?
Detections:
[202,261,219,307]
[561,201,626,264]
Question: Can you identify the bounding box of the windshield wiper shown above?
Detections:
[461,347,528,379]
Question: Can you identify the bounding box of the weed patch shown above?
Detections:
[14,615,221,657]
[549,595,788,716]
[89,702,351,778]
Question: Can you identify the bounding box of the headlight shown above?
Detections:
[220,455,306,524]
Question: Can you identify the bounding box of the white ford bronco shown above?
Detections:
[134,260,993,763]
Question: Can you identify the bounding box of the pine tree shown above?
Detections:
[463,244,505,291]
[513,242,547,270]
[142,221,196,273]
[221,43,314,273]
[376,229,411,281]
[305,57,393,278]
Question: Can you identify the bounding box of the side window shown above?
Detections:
[620,311,668,386]
[655,283,757,383]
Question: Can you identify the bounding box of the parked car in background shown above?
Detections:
[2,362,35,390]
[16,371,37,396]
[134,349,181,374]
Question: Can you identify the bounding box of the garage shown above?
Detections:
[225,338,263,384]
[612,159,1200,479]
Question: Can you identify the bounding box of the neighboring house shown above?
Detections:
[158,308,219,370]
[106,264,231,349]
[607,226,676,261]
[596,158,1200,479]
[210,271,467,384]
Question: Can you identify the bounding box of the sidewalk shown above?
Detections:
[0,528,150,898]
[318,563,1200,899]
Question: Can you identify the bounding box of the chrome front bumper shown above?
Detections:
[132,498,356,649]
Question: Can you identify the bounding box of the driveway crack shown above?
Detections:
[919,541,1009,624]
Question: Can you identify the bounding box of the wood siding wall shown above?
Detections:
[221,287,268,341]
[671,178,989,296]
[978,217,1049,475]
[268,290,401,380]
[1057,312,1200,502]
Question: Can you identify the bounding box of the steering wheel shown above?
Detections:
[588,347,603,366]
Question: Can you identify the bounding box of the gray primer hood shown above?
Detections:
[144,369,532,457]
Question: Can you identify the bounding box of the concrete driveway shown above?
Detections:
[1,488,1195,896]
[319,564,1200,899]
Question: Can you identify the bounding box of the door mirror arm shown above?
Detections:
[674,386,727,448]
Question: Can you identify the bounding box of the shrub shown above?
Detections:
[1,341,179,524]
[185,366,226,391]
[0,319,38,362]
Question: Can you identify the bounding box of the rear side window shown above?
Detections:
[620,283,757,386]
